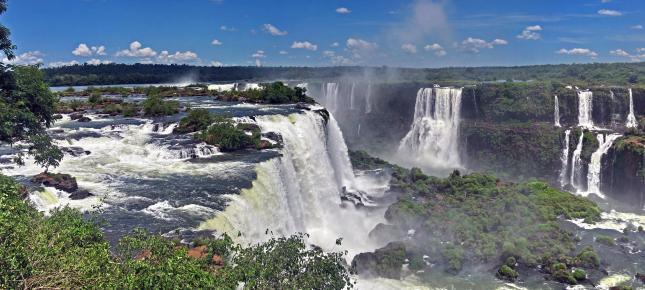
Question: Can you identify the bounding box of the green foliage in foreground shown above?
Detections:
[191,112,264,151]
[348,151,603,284]
[0,175,352,289]
[142,94,179,117]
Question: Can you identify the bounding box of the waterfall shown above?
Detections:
[200,111,384,257]
[365,83,372,114]
[570,131,585,191]
[323,83,339,114]
[577,90,594,128]
[626,88,638,128]
[350,82,356,110]
[587,133,622,195]
[554,95,561,127]
[559,129,571,187]
[398,87,463,168]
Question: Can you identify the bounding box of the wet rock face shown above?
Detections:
[601,138,645,208]
[351,242,406,279]
[69,190,93,200]
[31,172,78,193]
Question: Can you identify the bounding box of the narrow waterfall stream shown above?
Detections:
[559,129,571,187]
[626,88,638,128]
[578,90,594,128]
[570,131,585,191]
[586,133,622,196]
[554,95,561,127]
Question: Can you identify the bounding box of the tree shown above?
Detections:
[0,1,62,170]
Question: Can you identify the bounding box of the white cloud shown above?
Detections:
[424,43,446,56]
[72,44,92,56]
[637,48,645,53]
[48,60,80,67]
[116,41,157,57]
[210,61,223,66]
[458,37,507,53]
[291,41,318,51]
[346,38,378,59]
[255,58,262,66]
[262,24,288,36]
[517,25,542,40]
[610,49,630,57]
[157,51,199,64]
[598,9,622,16]
[220,25,236,32]
[211,39,222,46]
[322,50,335,57]
[3,51,44,65]
[279,50,288,55]
[401,43,417,54]
[556,48,598,57]
[93,46,106,56]
[631,25,643,30]
[86,58,112,65]
[331,42,339,47]
[336,7,351,14]
[252,50,266,58]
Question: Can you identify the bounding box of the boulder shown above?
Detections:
[368,223,406,242]
[31,172,78,193]
[351,242,406,279]
[52,114,63,120]
[256,140,273,150]
[69,190,93,200]
[77,116,92,122]
[70,113,84,120]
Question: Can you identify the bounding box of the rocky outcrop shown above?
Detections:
[351,242,406,279]
[31,172,78,193]
[601,135,645,208]
[69,190,93,200]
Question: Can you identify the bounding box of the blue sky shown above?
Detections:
[2,0,644,68]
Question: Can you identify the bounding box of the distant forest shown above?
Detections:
[43,62,644,87]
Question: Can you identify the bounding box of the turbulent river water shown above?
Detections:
[1,92,644,290]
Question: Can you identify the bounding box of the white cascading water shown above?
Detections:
[324,83,339,114]
[365,83,373,114]
[626,88,638,128]
[350,82,356,110]
[200,111,385,258]
[559,129,571,187]
[586,133,622,196]
[570,131,585,191]
[578,90,594,128]
[554,95,561,127]
[398,87,463,168]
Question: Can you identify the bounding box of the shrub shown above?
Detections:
[88,92,103,104]
[572,269,586,281]
[174,109,216,134]
[497,265,519,282]
[595,235,616,246]
[143,95,179,117]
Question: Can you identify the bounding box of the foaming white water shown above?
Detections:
[207,83,237,92]
[142,200,217,221]
[200,111,386,258]
[586,133,621,196]
[350,82,356,110]
[324,82,339,114]
[554,95,561,127]
[570,132,585,191]
[577,90,594,128]
[365,83,373,114]
[398,87,463,169]
[570,210,645,232]
[559,129,571,187]
[626,88,638,128]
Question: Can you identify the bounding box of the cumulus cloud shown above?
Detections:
[157,50,199,64]
[610,48,645,61]
[211,39,222,46]
[48,60,80,67]
[279,50,288,55]
[210,61,224,67]
[517,25,542,40]
[598,9,622,16]
[86,58,112,65]
[331,42,339,47]
[631,25,643,30]
[458,37,507,53]
[556,48,598,57]
[3,51,44,65]
[291,41,318,51]
[263,24,288,36]
[321,50,352,65]
[401,43,417,54]
[424,43,446,56]
[346,38,378,59]
[336,7,351,14]
[116,41,157,57]
[72,44,106,56]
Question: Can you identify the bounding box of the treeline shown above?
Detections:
[43,62,644,87]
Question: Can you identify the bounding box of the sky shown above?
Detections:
[2,0,644,68]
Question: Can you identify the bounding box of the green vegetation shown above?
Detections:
[195,118,263,151]
[142,95,179,117]
[217,82,312,104]
[0,174,352,289]
[349,150,391,170]
[173,108,217,134]
[595,235,616,246]
[349,152,603,285]
[497,265,519,282]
